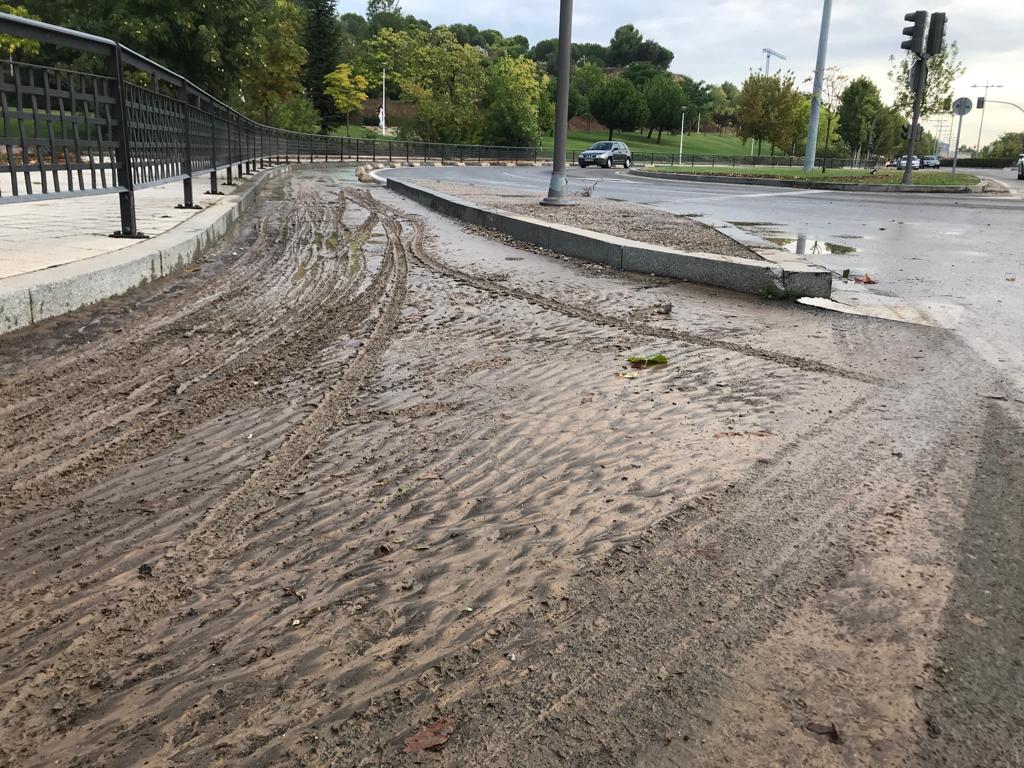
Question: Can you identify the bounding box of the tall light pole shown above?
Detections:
[678,106,687,165]
[802,0,833,172]
[762,47,786,76]
[971,81,1002,151]
[542,0,574,206]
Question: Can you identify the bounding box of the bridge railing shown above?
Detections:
[0,12,538,236]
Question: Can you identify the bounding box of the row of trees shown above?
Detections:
[733,44,964,160]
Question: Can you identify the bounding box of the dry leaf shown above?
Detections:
[805,721,843,744]
[853,273,877,284]
[403,717,456,752]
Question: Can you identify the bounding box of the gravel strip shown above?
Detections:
[415,180,763,261]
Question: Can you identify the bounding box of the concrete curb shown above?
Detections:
[0,164,288,334]
[383,176,831,299]
[629,168,982,193]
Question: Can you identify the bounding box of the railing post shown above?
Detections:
[177,91,200,209]
[207,111,222,194]
[236,119,244,177]
[106,43,141,237]
[224,118,235,185]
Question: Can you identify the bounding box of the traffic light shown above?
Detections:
[901,123,910,140]
[926,12,946,56]
[901,10,928,56]
[977,97,985,109]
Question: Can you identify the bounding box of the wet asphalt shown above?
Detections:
[381,164,1024,392]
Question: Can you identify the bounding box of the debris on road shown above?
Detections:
[403,717,456,752]
[854,273,877,284]
[805,721,843,744]
[137,563,153,579]
[627,353,669,368]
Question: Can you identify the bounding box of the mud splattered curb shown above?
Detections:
[380,174,832,299]
[0,165,289,334]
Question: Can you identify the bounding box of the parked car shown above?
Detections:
[578,141,632,169]
[922,155,941,169]
[896,155,921,170]
[1018,153,1023,180]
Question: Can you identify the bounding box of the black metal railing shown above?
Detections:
[0,13,539,235]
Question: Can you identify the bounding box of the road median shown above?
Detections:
[629,168,983,193]
[383,175,832,299]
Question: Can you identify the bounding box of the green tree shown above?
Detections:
[622,61,663,91]
[736,71,802,155]
[589,76,649,140]
[607,24,643,66]
[643,75,684,143]
[366,0,399,17]
[981,132,1024,158]
[269,94,321,132]
[324,63,368,135]
[298,0,341,126]
[708,81,739,128]
[483,56,544,146]
[837,76,883,158]
[27,0,307,105]
[238,0,307,124]
[888,41,964,117]
[363,27,485,142]
[0,4,41,58]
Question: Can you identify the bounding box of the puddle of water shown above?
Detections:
[763,234,858,255]
[727,220,776,226]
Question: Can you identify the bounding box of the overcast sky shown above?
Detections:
[346,0,1024,149]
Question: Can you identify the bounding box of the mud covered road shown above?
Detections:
[1,169,1022,767]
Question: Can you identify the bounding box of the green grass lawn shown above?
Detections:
[650,165,980,186]
[543,129,776,156]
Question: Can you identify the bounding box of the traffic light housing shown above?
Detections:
[926,12,946,56]
[902,123,910,140]
[902,10,928,56]
[977,97,985,109]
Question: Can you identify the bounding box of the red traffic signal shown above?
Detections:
[901,10,928,56]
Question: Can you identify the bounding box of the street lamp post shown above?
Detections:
[542,0,574,206]
[678,106,687,165]
[803,0,833,172]
[971,81,1003,151]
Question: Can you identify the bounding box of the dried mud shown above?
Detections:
[1,170,1021,767]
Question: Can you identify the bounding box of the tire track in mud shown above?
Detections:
[0,185,380,511]
[351,190,879,385]
[0,188,411,761]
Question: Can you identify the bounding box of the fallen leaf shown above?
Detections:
[1007,276,1016,282]
[627,353,669,368]
[853,273,877,284]
[403,717,456,753]
[805,721,843,744]
[618,371,640,379]
[138,563,153,579]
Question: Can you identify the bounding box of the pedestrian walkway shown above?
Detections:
[0,169,242,280]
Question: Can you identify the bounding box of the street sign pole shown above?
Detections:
[950,96,973,174]
[952,113,964,173]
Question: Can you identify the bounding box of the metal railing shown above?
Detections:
[0,13,538,236]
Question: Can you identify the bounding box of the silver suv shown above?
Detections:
[578,141,632,169]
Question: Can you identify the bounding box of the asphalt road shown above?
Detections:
[383,164,1024,391]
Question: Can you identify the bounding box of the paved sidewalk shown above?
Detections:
[0,169,245,280]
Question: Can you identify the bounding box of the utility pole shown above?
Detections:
[542,0,574,206]
[380,68,386,135]
[802,0,832,172]
[762,48,786,76]
[971,81,1002,150]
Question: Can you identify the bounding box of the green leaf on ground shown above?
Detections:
[627,353,669,368]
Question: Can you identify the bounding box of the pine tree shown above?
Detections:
[299,0,342,129]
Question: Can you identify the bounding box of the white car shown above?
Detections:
[896,155,921,170]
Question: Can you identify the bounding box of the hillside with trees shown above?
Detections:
[8,0,953,157]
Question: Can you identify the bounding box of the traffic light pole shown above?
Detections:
[901,59,927,185]
[542,0,574,206]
